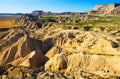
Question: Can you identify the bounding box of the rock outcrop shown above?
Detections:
[16,14,42,30]
[45,46,62,59]
[88,3,120,14]
[42,29,119,56]
[65,53,120,77]
[111,6,120,14]
[45,54,67,72]
[0,33,48,68]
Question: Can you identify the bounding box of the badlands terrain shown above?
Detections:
[1,4,120,79]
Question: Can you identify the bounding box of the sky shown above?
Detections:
[0,0,120,13]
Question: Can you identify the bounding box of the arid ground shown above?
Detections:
[1,4,120,79]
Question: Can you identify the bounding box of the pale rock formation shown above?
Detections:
[45,54,67,72]
[41,29,119,55]
[39,28,120,78]
[7,67,23,79]
[88,3,120,14]
[66,53,120,76]
[45,46,62,59]
[11,51,48,68]
[111,6,120,14]
[94,4,117,14]
[0,34,48,68]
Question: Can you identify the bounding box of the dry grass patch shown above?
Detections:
[0,20,22,28]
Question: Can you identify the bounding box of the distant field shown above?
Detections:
[0,20,22,28]
[0,16,22,29]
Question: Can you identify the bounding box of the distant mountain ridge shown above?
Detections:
[31,10,81,15]
[0,13,22,16]
[31,10,52,15]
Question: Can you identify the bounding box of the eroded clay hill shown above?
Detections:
[1,14,120,78]
[0,28,48,68]
[16,14,42,30]
[34,26,120,78]
[1,27,120,78]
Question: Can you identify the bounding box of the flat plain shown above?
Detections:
[0,16,22,28]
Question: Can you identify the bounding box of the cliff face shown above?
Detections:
[89,3,120,14]
[111,6,120,14]
[94,4,116,14]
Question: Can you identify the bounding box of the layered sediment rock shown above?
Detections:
[88,3,120,14]
[0,32,48,68]
[45,54,67,72]
[111,6,120,14]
